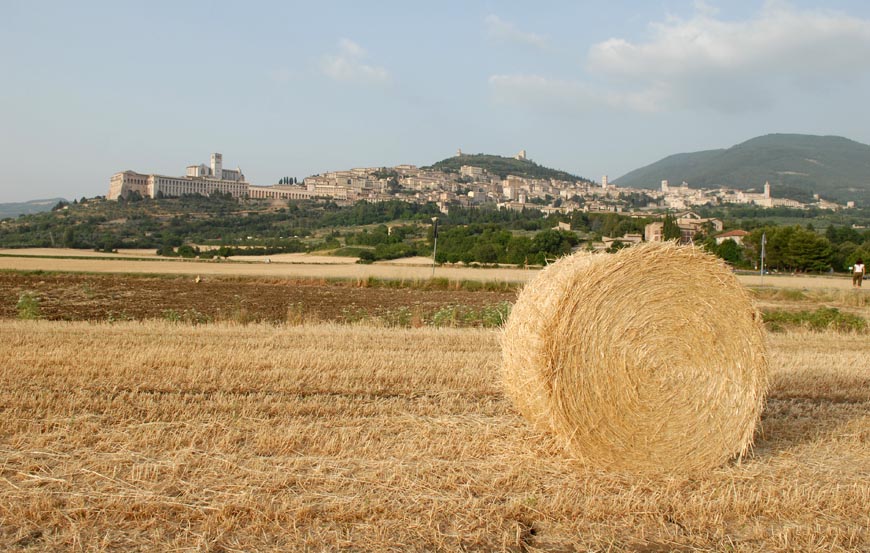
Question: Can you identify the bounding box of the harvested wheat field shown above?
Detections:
[1,320,868,551]
[0,253,535,284]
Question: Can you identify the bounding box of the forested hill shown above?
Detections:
[427,154,591,183]
[614,134,870,205]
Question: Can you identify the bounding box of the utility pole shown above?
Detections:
[760,232,767,286]
[431,217,439,278]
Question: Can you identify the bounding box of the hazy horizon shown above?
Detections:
[3,1,870,203]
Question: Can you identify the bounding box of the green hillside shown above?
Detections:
[427,154,591,183]
[0,195,445,251]
[614,134,870,205]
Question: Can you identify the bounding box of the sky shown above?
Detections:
[2,0,870,203]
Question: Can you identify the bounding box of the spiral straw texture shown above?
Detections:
[502,242,769,473]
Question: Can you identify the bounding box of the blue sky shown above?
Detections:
[2,0,870,202]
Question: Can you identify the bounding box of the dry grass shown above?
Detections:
[225,253,358,264]
[753,287,870,319]
[0,252,864,290]
[739,273,858,290]
[0,253,534,283]
[502,245,768,473]
[1,320,867,551]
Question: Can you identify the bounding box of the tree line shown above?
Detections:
[737,224,869,273]
[1,195,868,271]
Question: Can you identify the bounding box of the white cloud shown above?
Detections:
[588,2,870,111]
[491,2,870,113]
[489,74,664,113]
[484,15,547,49]
[321,39,390,85]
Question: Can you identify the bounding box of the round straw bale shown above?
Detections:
[502,242,768,473]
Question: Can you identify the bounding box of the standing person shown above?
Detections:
[853,258,865,288]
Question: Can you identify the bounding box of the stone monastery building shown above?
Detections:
[108,153,313,201]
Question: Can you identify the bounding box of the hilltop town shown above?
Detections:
[109,150,856,216]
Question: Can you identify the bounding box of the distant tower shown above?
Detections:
[764,181,771,198]
[211,153,223,179]
[661,179,669,193]
[515,149,527,161]
[601,175,609,189]
[456,148,463,157]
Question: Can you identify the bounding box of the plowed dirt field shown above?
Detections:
[0,272,515,324]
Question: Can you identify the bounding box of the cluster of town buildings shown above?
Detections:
[653,179,853,210]
[108,151,855,215]
[595,213,749,250]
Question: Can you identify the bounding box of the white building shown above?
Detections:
[149,173,247,199]
[109,171,149,199]
[109,153,250,200]
[248,185,315,200]
[734,181,773,207]
[460,165,485,178]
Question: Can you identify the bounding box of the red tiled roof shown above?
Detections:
[717,230,749,238]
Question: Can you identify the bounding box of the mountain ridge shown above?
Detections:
[613,133,870,204]
[0,198,67,220]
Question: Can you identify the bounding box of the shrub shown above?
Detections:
[162,308,210,325]
[356,250,376,264]
[16,292,41,320]
[481,302,512,327]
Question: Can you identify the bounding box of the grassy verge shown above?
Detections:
[350,276,519,292]
[0,269,522,293]
[0,253,166,262]
[762,307,867,333]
